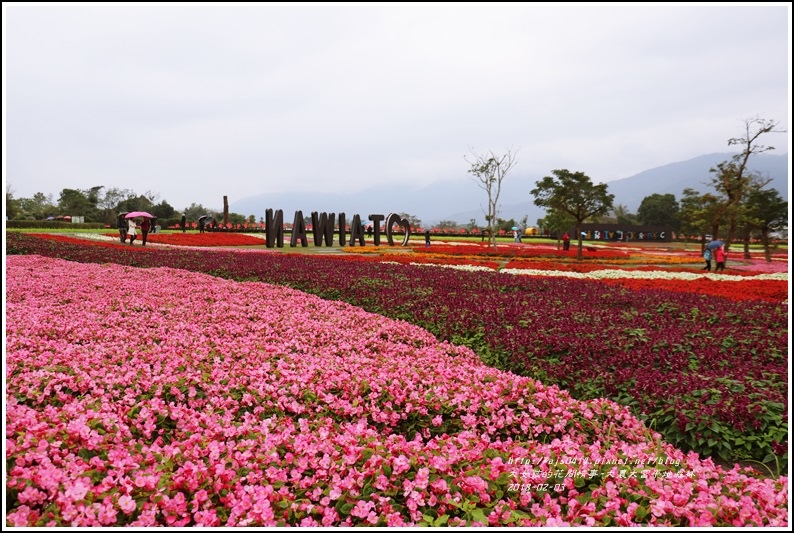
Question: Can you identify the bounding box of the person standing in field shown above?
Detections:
[140,217,151,246]
[117,214,127,243]
[562,232,570,251]
[127,218,137,245]
[180,213,187,233]
[714,245,726,271]
[425,229,431,248]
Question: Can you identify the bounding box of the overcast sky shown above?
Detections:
[3,3,791,212]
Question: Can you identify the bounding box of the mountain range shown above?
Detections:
[229,153,788,228]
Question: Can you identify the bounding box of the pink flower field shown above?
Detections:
[5,255,789,526]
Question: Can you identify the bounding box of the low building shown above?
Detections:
[572,224,673,242]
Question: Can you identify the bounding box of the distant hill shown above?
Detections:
[601,152,788,212]
[229,153,788,228]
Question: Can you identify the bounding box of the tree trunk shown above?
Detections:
[742,232,751,260]
[576,221,583,260]
[761,229,772,262]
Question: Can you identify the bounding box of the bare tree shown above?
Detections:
[710,116,785,252]
[465,147,519,250]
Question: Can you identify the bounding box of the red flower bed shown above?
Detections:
[503,260,780,277]
[102,233,266,247]
[598,278,788,303]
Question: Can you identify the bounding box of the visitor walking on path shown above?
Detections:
[702,248,712,271]
[140,218,151,246]
[117,214,127,243]
[127,218,137,245]
[714,245,726,272]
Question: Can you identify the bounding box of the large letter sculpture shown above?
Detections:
[385,213,411,246]
[265,209,284,248]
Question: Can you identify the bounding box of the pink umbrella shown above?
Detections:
[125,211,154,219]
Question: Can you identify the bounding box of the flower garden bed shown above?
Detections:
[5,254,789,526]
[5,232,790,526]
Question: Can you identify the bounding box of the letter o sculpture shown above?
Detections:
[385,213,411,246]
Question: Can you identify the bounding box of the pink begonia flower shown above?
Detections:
[193,509,221,526]
[414,467,431,489]
[373,474,390,490]
[64,480,90,502]
[350,499,374,518]
[117,494,137,514]
[392,454,411,475]
[7,505,35,527]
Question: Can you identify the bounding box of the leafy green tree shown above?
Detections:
[151,200,176,220]
[228,212,246,225]
[184,203,211,222]
[98,187,136,211]
[496,218,517,233]
[398,213,422,230]
[531,169,614,259]
[538,208,576,249]
[743,188,787,262]
[6,185,20,220]
[16,192,56,220]
[465,147,519,249]
[612,204,638,226]
[679,188,725,247]
[97,187,136,224]
[709,116,784,251]
[58,188,100,221]
[117,195,155,216]
[636,193,680,229]
[437,220,458,230]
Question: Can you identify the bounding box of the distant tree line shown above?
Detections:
[4,186,255,229]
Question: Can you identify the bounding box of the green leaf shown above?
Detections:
[470,508,488,525]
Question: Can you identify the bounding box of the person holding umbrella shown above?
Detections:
[704,238,724,271]
[127,217,137,245]
[702,247,713,271]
